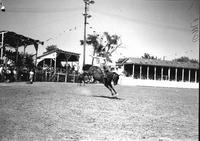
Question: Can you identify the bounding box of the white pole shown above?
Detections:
[83,1,87,67]
[199,4,200,52]
[0,32,4,59]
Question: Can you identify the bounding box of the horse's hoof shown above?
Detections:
[114,93,118,96]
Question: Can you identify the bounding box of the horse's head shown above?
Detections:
[112,72,119,85]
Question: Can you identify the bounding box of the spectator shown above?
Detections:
[0,64,3,82]
[13,68,17,81]
[29,69,34,84]
[5,67,11,82]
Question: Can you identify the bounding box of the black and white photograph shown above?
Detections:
[0,0,199,140]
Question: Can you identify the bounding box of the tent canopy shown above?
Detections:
[0,31,43,66]
[0,31,43,48]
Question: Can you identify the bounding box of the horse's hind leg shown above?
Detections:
[108,87,114,96]
[77,80,82,86]
[104,84,114,96]
[77,79,81,86]
[109,84,117,95]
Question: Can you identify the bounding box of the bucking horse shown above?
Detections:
[78,66,119,96]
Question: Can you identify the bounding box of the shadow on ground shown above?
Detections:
[92,95,123,100]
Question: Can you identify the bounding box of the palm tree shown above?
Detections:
[80,32,122,65]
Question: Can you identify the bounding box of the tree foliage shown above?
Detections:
[44,45,58,54]
[173,56,199,64]
[80,32,122,64]
[141,53,158,60]
[18,53,35,69]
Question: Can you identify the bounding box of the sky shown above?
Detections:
[0,0,199,65]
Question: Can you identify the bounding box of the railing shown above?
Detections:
[35,69,79,83]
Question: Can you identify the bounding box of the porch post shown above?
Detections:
[175,68,177,81]
[23,46,28,67]
[16,46,19,66]
[57,72,59,82]
[23,45,27,55]
[54,52,57,73]
[147,66,149,79]
[168,68,170,81]
[34,43,38,68]
[140,65,142,79]
[34,43,39,81]
[65,54,71,83]
[0,46,3,59]
[195,70,197,83]
[161,67,163,80]
[154,67,156,80]
[43,60,45,68]
[50,59,52,69]
[65,61,68,83]
[182,68,184,82]
[132,64,135,78]
[188,69,191,82]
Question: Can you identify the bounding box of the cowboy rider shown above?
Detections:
[90,55,109,78]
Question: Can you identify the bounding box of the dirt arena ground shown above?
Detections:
[0,82,199,141]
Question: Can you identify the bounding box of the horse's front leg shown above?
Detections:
[104,83,114,95]
[83,79,85,86]
[109,84,117,95]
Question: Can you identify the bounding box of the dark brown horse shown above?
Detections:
[87,66,119,96]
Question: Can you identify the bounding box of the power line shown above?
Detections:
[92,9,190,32]
[44,25,81,43]
[4,7,82,14]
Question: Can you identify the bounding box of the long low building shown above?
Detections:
[116,58,199,83]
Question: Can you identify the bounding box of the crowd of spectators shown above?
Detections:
[0,64,17,82]
[0,61,34,83]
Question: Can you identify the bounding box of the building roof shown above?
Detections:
[37,49,80,62]
[0,31,43,48]
[116,57,199,69]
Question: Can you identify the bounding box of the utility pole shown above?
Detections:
[82,0,94,67]
[0,0,5,12]
[0,32,5,60]
[199,4,200,52]
[0,0,5,60]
